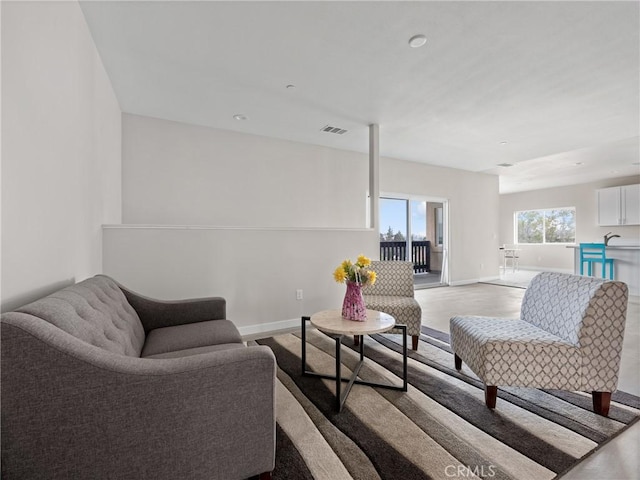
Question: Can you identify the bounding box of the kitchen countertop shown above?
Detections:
[566,245,640,249]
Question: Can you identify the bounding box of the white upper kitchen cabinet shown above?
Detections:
[624,184,640,225]
[597,184,640,226]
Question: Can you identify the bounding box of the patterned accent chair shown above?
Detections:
[450,272,628,416]
[359,261,422,350]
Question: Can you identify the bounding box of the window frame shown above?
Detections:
[514,207,576,245]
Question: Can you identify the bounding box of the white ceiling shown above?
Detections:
[79,1,640,193]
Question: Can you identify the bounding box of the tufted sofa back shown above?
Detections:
[15,275,145,357]
[362,261,415,297]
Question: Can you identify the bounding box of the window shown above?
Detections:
[515,208,575,244]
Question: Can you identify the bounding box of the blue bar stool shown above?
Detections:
[579,243,614,280]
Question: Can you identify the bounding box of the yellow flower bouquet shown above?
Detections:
[333,255,377,285]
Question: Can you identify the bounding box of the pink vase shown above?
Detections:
[342,281,367,321]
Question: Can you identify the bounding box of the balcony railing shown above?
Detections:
[380,241,431,273]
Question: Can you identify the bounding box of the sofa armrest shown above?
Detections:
[109,276,226,331]
[1,315,276,480]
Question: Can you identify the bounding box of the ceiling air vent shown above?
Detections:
[497,163,514,167]
[321,125,348,135]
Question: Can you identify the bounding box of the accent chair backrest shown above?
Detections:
[579,243,607,261]
[521,272,626,346]
[362,261,414,297]
[12,275,146,357]
[521,272,628,391]
[576,279,628,391]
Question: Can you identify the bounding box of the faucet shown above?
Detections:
[604,232,620,246]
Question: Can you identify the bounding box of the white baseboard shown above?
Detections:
[517,266,573,274]
[450,276,499,286]
[238,318,300,337]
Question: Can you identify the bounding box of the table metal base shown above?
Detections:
[301,316,408,412]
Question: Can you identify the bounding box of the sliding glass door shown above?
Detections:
[410,200,429,273]
[379,196,448,288]
[380,198,408,260]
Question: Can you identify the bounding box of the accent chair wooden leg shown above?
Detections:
[485,385,497,409]
[412,335,419,351]
[454,353,462,370]
[353,335,360,346]
[592,391,611,416]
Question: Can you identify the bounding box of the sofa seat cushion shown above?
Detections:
[450,316,582,390]
[141,319,242,357]
[144,343,245,359]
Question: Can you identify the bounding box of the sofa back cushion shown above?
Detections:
[16,276,145,357]
[362,261,414,297]
[521,272,606,345]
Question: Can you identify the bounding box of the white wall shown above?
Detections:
[103,115,500,332]
[1,2,122,311]
[122,114,368,228]
[118,116,501,284]
[499,175,640,271]
[380,158,501,283]
[103,226,378,334]
[109,115,380,331]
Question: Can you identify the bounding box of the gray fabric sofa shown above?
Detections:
[1,275,276,480]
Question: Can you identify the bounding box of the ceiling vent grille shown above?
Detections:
[497,163,514,167]
[321,125,348,135]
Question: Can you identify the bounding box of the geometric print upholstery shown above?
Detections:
[450,272,628,393]
[362,261,415,297]
[362,295,422,336]
[450,316,582,389]
[521,271,603,344]
[362,261,422,337]
[578,281,628,391]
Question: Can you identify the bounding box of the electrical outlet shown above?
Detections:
[296,289,303,301]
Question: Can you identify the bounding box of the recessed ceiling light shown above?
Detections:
[574,162,584,166]
[497,163,514,167]
[408,34,427,48]
[500,141,508,146]
[233,114,247,121]
[286,84,296,89]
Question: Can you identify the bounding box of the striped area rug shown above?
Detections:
[255,326,640,480]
